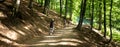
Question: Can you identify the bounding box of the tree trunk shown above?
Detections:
[76,0,87,30]
[37,0,43,7]
[60,0,63,17]
[12,0,21,17]
[88,0,91,20]
[107,0,113,44]
[28,0,33,9]
[103,0,107,38]
[63,0,68,27]
[69,0,73,21]
[90,0,94,31]
[65,0,68,18]
[98,0,102,30]
[43,0,50,15]
[40,0,43,6]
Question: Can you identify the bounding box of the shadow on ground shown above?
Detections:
[0,1,64,47]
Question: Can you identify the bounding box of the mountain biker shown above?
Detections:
[49,19,55,35]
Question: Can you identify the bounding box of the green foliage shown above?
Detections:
[107,28,120,42]
[36,0,120,42]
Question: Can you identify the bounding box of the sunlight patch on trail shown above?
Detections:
[0,31,18,40]
[6,31,18,40]
[23,24,32,30]
[12,27,26,35]
[20,41,79,46]
[0,11,7,17]
[0,38,12,43]
[0,37,19,46]
[56,42,79,46]
[19,26,82,47]
[61,38,83,43]
[39,40,59,43]
[16,30,26,35]
[44,35,60,38]
[55,29,73,32]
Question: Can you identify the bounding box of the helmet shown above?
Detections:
[51,19,55,21]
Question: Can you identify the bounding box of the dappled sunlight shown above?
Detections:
[61,38,83,43]
[38,28,42,32]
[21,43,46,46]
[55,29,73,32]
[64,26,75,29]
[39,40,59,43]
[22,42,79,46]
[92,28,103,36]
[37,12,45,16]
[0,38,12,43]
[45,35,60,38]
[9,27,26,35]
[0,37,19,45]
[5,31,18,40]
[0,31,18,40]
[16,30,26,35]
[1,0,117,46]
[38,28,48,34]
[55,42,79,46]
[23,23,32,30]
[0,22,9,30]
[21,36,82,47]
[84,37,90,42]
[33,8,45,16]
[21,39,80,46]
[0,11,7,18]
[24,26,29,30]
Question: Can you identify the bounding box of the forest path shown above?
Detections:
[18,25,96,47]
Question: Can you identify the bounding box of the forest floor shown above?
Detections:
[16,25,116,47]
[0,0,119,47]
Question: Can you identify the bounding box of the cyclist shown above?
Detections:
[49,19,55,35]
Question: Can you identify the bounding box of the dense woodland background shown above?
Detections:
[35,0,120,43]
[37,0,120,43]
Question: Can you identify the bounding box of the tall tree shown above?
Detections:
[40,0,43,6]
[98,0,102,30]
[28,0,33,9]
[107,0,113,44]
[37,0,43,7]
[69,0,73,21]
[88,0,91,19]
[76,0,87,30]
[103,0,107,38]
[63,0,68,27]
[60,0,63,17]
[65,0,68,18]
[90,0,94,31]
[12,0,21,17]
[43,0,50,15]
[103,0,113,44]
[50,0,55,9]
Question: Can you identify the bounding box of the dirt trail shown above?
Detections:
[16,25,116,47]
[18,25,81,47]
